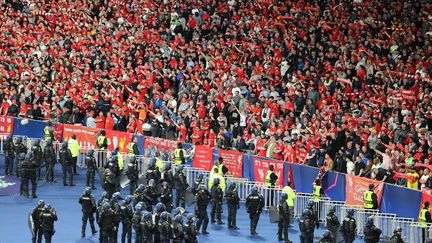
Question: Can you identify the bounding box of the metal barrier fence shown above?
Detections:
[409,223,432,243]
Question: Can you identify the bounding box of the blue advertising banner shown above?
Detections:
[380,184,422,219]
[290,164,319,194]
[242,154,253,181]
[321,172,346,201]
[13,118,46,138]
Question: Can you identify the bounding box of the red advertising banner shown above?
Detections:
[53,122,64,142]
[420,188,432,216]
[63,124,100,148]
[345,174,384,207]
[193,145,213,171]
[253,157,285,187]
[218,149,243,178]
[144,137,178,153]
[0,116,14,134]
[106,129,132,153]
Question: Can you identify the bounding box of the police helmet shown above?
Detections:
[137,184,145,192]
[164,162,171,171]
[174,214,183,223]
[307,200,314,209]
[197,172,203,180]
[130,156,136,163]
[44,203,52,211]
[6,134,12,140]
[366,216,374,226]
[37,200,45,207]
[322,230,331,238]
[251,186,259,194]
[61,141,68,148]
[124,195,132,204]
[229,182,236,190]
[173,207,185,215]
[110,155,118,162]
[347,209,355,217]
[394,227,402,233]
[112,192,122,201]
[329,206,336,213]
[213,178,220,185]
[103,202,110,210]
[187,213,196,222]
[198,184,206,191]
[87,149,94,156]
[16,137,22,143]
[302,208,311,216]
[101,191,108,198]
[34,139,40,146]
[148,179,155,187]
[162,181,169,188]
[280,193,288,200]
[84,187,92,195]
[156,202,166,212]
[143,211,152,221]
[149,158,156,167]
[160,212,171,221]
[111,150,118,156]
[176,165,184,172]
[46,139,52,146]
[135,202,144,211]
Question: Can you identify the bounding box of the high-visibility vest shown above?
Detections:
[128,142,136,155]
[282,186,296,207]
[210,165,218,177]
[313,185,322,202]
[419,208,429,228]
[155,158,164,172]
[218,164,226,175]
[97,136,107,149]
[265,170,274,187]
[208,173,226,191]
[364,191,374,209]
[68,138,81,157]
[44,127,52,141]
[174,149,183,165]
[118,154,124,170]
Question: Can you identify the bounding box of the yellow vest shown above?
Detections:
[118,154,124,170]
[44,126,52,141]
[128,142,136,155]
[155,158,164,172]
[218,164,226,175]
[282,186,296,206]
[210,165,218,177]
[313,185,322,202]
[265,170,274,187]
[364,191,374,209]
[68,138,81,157]
[97,136,107,149]
[419,208,429,228]
[208,173,226,191]
[174,149,183,165]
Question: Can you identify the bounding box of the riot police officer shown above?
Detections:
[245,187,264,235]
[172,214,184,243]
[390,227,404,243]
[121,195,134,243]
[103,168,116,198]
[143,179,158,211]
[161,181,173,212]
[363,217,382,243]
[174,165,188,207]
[97,191,110,223]
[341,209,357,243]
[39,204,58,243]
[195,184,211,234]
[306,200,319,231]
[79,187,98,238]
[15,137,28,176]
[59,142,74,186]
[184,213,198,243]
[31,200,46,243]
[110,192,123,242]
[126,156,139,195]
[32,139,43,180]
[278,193,292,243]
[43,139,56,183]
[85,149,97,190]
[210,177,224,224]
[153,202,166,242]
[299,209,314,243]
[107,155,121,192]
[192,172,204,195]
[318,230,334,243]
[158,212,173,243]
[22,152,38,198]
[141,211,154,243]
[98,202,116,243]
[146,158,161,185]
[16,152,26,195]
[4,134,15,175]
[132,202,145,243]
[225,181,240,230]
[325,206,340,243]
[161,162,174,189]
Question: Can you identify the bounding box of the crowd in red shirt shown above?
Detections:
[0,0,432,189]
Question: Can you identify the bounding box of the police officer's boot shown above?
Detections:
[31,184,37,198]
[90,221,97,235]
[202,221,209,235]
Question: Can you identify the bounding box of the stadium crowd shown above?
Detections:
[0,0,432,190]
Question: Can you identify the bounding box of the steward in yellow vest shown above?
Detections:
[363,184,378,209]
[174,143,184,165]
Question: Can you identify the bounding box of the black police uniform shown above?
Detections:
[32,143,43,180]
[162,166,174,189]
[126,162,139,195]
[325,211,340,243]
[158,214,172,243]
[184,217,198,243]
[390,231,404,243]
[40,208,58,243]
[171,218,184,243]
[192,177,204,195]
[245,191,264,234]
[225,186,240,229]
[318,233,334,243]
[278,198,292,242]
[103,169,116,198]
[341,215,357,243]
[121,202,134,243]
[363,223,382,243]
[79,193,97,237]
[210,182,224,224]
[110,199,123,242]
[98,207,116,243]
[161,185,173,212]
[195,188,211,234]
[21,154,38,198]
[107,158,121,192]
[132,210,143,243]
[31,204,45,243]
[143,185,158,211]
[85,154,97,189]
[59,147,74,186]
[43,143,56,182]
[299,213,314,243]
[174,170,188,207]
[146,164,161,185]
[15,141,27,176]
[4,136,15,175]
[141,215,155,243]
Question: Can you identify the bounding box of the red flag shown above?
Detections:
[0,116,14,134]
[218,149,243,178]
[193,145,213,171]
[253,157,285,187]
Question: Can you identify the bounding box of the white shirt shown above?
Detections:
[86,117,96,128]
